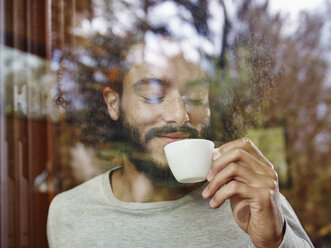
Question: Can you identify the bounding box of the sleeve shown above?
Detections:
[248,194,314,248]
[277,194,314,247]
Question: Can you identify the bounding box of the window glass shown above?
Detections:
[0,0,330,247]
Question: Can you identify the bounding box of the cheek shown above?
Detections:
[187,105,210,129]
[121,94,161,128]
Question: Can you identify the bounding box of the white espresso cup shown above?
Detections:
[164,139,217,183]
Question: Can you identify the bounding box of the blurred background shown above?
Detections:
[0,0,330,247]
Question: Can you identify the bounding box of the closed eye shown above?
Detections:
[142,96,165,104]
[183,97,203,105]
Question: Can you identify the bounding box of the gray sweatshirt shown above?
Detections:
[47,169,313,247]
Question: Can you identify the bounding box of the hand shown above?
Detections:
[202,137,285,248]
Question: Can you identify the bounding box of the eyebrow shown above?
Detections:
[185,79,209,87]
[133,78,170,90]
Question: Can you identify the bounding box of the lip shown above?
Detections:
[157,132,190,144]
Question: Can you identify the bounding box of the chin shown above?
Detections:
[149,152,169,168]
[146,142,169,166]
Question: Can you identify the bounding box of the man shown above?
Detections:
[47,35,313,247]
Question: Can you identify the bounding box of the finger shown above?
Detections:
[209,148,278,182]
[216,137,273,168]
[203,163,277,199]
[209,180,268,209]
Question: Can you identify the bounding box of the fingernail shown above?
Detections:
[213,151,220,161]
[209,199,215,208]
[207,171,213,182]
[202,188,209,198]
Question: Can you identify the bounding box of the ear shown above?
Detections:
[103,86,120,121]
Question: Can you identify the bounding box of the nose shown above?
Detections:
[163,91,189,126]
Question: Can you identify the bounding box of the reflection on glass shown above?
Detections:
[0,0,330,247]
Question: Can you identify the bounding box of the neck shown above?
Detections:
[110,156,202,203]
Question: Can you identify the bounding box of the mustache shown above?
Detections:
[144,124,199,143]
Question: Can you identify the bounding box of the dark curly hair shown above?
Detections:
[55,34,135,146]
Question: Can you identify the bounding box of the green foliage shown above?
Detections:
[209,32,278,142]
[246,127,289,187]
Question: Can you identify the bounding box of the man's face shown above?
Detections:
[105,39,211,185]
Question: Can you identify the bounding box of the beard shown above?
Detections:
[118,109,211,188]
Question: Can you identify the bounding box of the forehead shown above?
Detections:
[123,38,208,88]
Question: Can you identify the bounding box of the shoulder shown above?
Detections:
[47,171,112,246]
[49,171,110,215]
